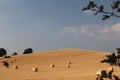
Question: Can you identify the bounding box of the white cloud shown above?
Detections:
[111,23,120,32]
[59,25,94,37]
[99,23,120,33]
[83,10,92,13]
[80,26,94,37]
[59,26,79,35]
[97,23,120,40]
[99,27,110,33]
[59,23,120,40]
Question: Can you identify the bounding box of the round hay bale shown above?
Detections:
[96,70,101,76]
[14,65,18,69]
[50,64,55,68]
[108,67,114,72]
[32,67,38,72]
[10,60,14,63]
[68,61,71,64]
[66,64,70,68]
[13,59,17,61]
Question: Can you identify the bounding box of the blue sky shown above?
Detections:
[0,0,120,55]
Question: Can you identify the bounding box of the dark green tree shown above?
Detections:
[101,52,117,65]
[82,0,120,20]
[116,48,120,59]
[0,48,7,57]
[12,52,18,56]
[23,48,33,54]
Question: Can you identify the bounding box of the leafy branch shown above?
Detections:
[82,0,120,20]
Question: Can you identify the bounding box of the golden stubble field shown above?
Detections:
[0,49,120,80]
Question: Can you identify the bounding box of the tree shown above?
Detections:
[101,49,120,67]
[82,0,120,20]
[101,52,118,66]
[116,48,120,58]
[12,52,18,56]
[0,48,7,57]
[23,48,33,54]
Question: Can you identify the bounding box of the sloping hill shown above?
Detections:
[0,49,119,80]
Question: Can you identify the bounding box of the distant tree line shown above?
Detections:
[0,48,33,57]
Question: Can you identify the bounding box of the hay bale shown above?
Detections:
[32,67,38,72]
[66,64,70,68]
[96,70,101,76]
[50,64,55,68]
[68,61,71,64]
[14,65,18,69]
[108,67,114,72]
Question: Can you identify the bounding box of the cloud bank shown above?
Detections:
[60,23,120,40]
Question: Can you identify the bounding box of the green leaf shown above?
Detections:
[102,15,110,20]
[87,1,95,9]
[111,4,114,9]
[114,1,119,9]
[82,7,87,11]
[99,5,104,12]
[117,8,120,12]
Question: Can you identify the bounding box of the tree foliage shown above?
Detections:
[116,48,120,58]
[0,48,7,57]
[82,0,120,20]
[23,48,33,54]
[101,48,120,67]
[12,52,18,56]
